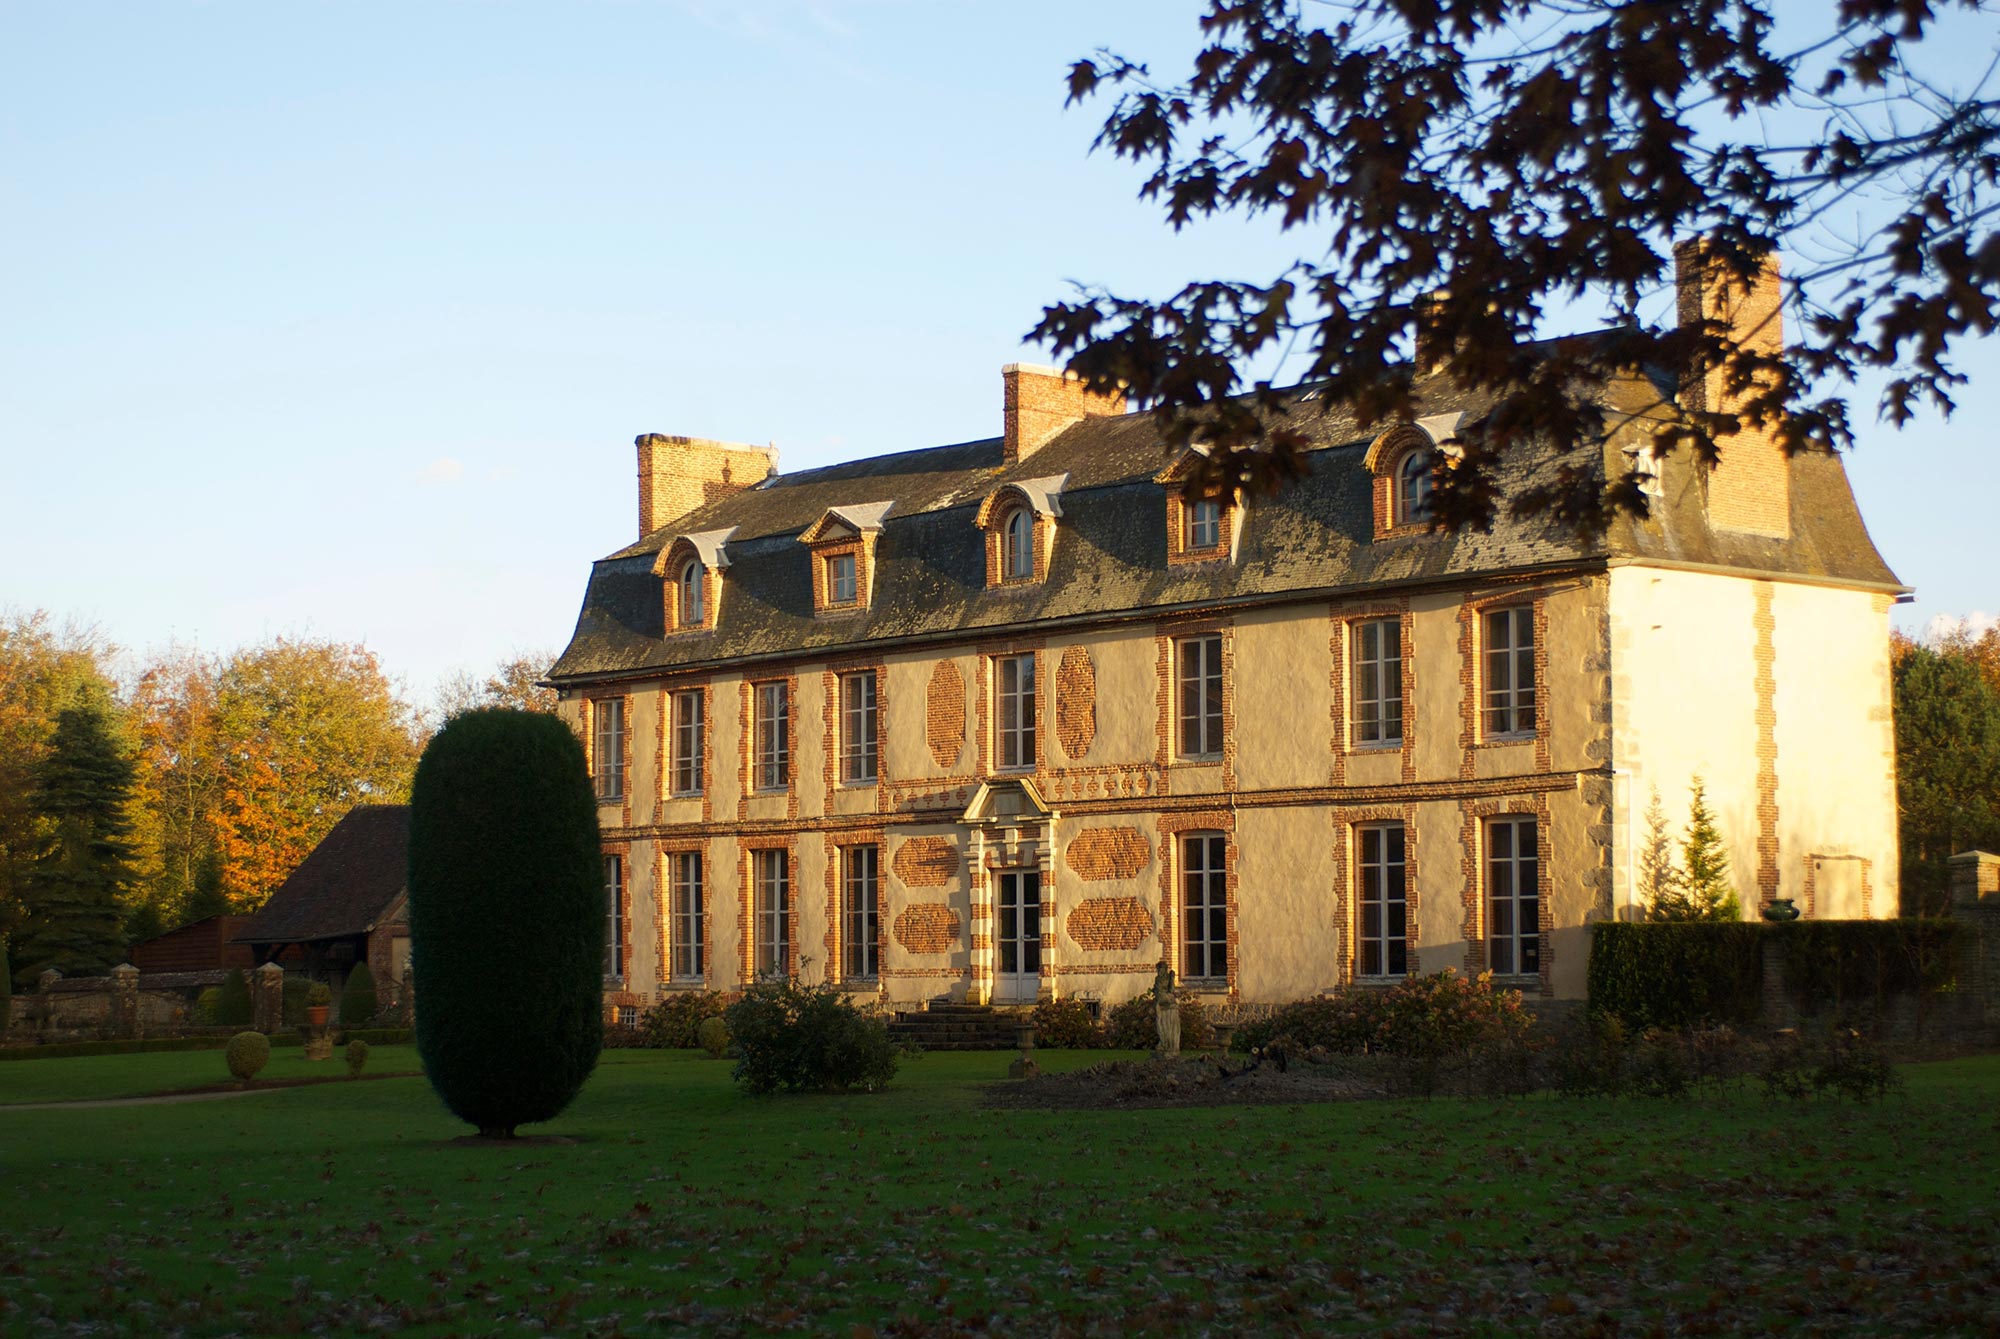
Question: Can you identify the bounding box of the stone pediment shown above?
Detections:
[961,777,1054,826]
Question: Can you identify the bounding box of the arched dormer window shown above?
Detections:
[974,475,1066,589]
[679,559,706,627]
[1396,449,1434,526]
[1003,506,1034,581]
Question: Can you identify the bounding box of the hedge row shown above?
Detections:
[1588,919,1966,1030]
[0,1026,414,1062]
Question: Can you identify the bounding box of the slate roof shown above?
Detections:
[551,369,1902,684]
[235,805,409,945]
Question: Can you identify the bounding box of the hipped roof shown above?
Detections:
[236,805,409,945]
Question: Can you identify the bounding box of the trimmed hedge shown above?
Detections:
[409,708,604,1137]
[1588,922,1766,1029]
[0,1026,415,1061]
[1588,919,1967,1030]
[340,963,378,1027]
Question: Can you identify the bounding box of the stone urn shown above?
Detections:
[1760,898,1801,923]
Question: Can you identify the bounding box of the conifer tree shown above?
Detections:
[13,689,139,977]
[1638,786,1678,921]
[1670,779,1743,923]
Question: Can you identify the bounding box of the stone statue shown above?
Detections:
[1153,960,1180,1058]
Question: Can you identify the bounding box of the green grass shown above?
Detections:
[0,1044,421,1105]
[1,1048,1997,1336]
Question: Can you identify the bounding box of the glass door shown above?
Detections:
[995,870,1042,1003]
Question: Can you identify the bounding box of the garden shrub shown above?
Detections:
[340,963,378,1026]
[1759,1027,1900,1104]
[1031,997,1100,1048]
[191,986,221,1025]
[1104,992,1212,1050]
[1587,922,1765,1030]
[1,939,11,1034]
[725,978,897,1094]
[639,991,735,1048]
[225,1031,270,1083]
[282,975,311,1026]
[1374,970,1530,1057]
[409,709,604,1138]
[213,968,253,1027]
[697,1015,730,1058]
[345,1038,370,1078]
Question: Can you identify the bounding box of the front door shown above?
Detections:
[995,870,1042,1003]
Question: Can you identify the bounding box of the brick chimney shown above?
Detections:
[1002,363,1126,466]
[1675,238,1790,538]
[635,434,776,539]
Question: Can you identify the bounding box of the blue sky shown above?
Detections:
[3,1,1994,704]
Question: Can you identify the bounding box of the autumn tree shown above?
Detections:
[430,649,559,729]
[205,639,422,908]
[0,611,119,943]
[1894,639,2000,912]
[13,686,140,979]
[1040,1,2000,531]
[128,647,227,928]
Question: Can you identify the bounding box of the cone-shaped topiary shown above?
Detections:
[1,939,12,1035]
[340,961,378,1026]
[345,1038,370,1078]
[213,967,253,1027]
[225,1030,270,1083]
[409,708,604,1138]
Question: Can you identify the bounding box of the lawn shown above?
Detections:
[1,1047,1996,1336]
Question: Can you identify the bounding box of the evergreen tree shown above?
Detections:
[1665,779,1743,923]
[1,938,12,1032]
[1893,642,2000,913]
[1638,787,1678,921]
[13,689,138,977]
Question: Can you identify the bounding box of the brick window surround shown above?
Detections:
[1165,491,1235,565]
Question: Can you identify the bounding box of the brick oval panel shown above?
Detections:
[1066,897,1156,952]
[926,660,966,770]
[1055,644,1096,759]
[893,903,961,955]
[1065,826,1151,881]
[892,836,959,888]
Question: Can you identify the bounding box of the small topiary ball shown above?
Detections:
[697,1015,730,1059]
[345,1038,370,1078]
[226,1031,270,1084]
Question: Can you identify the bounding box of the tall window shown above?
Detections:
[1397,450,1433,525]
[1356,824,1407,977]
[1483,607,1536,736]
[840,671,878,784]
[1187,496,1222,550]
[671,688,703,796]
[996,654,1036,769]
[827,552,858,605]
[755,849,789,977]
[592,698,625,802]
[1177,634,1224,759]
[1486,816,1540,976]
[679,559,705,627]
[602,854,624,978]
[1003,507,1034,580]
[1352,619,1404,746]
[1183,833,1228,983]
[754,682,789,790]
[670,851,703,982]
[843,845,879,981]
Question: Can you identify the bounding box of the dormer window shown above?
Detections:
[1157,452,1236,565]
[975,475,1066,589]
[1003,507,1034,581]
[654,528,735,634]
[1187,497,1223,551]
[800,501,892,615]
[679,559,706,627]
[1396,450,1434,526]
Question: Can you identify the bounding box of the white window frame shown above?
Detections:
[670,851,704,982]
[839,670,878,785]
[754,681,789,791]
[1483,607,1536,737]
[1176,634,1224,759]
[1397,449,1433,525]
[1351,618,1404,747]
[842,845,879,982]
[1187,496,1222,550]
[1356,823,1408,978]
[827,552,858,606]
[671,688,703,796]
[995,654,1036,770]
[1181,832,1228,985]
[1486,815,1540,977]
[603,853,624,980]
[592,698,625,802]
[755,849,789,978]
[680,559,705,627]
[1002,507,1034,581]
